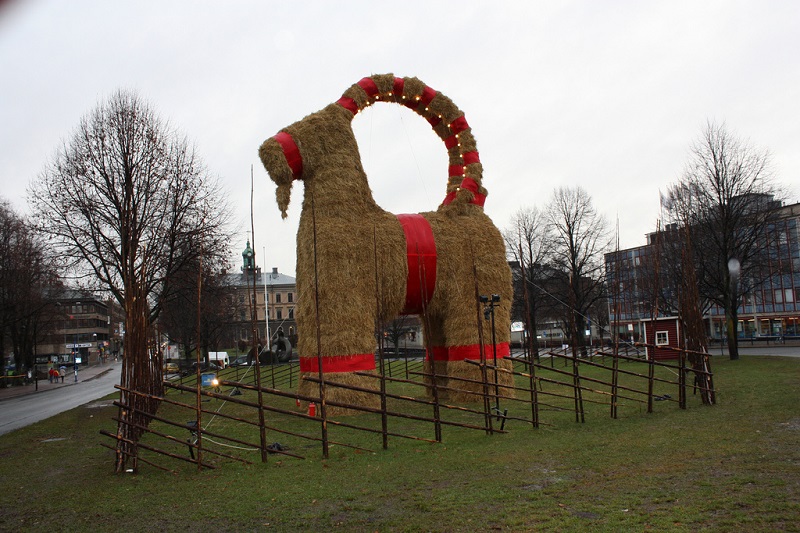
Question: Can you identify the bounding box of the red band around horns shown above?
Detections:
[448,164,465,177]
[449,115,469,135]
[463,151,480,165]
[441,177,486,207]
[392,77,405,97]
[336,96,359,114]
[357,77,380,99]
[333,76,487,209]
[418,85,437,108]
[459,177,479,194]
[427,115,442,127]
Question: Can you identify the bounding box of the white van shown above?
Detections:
[208,351,230,369]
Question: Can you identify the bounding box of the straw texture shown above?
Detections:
[259,74,513,412]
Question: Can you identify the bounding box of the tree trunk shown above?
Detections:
[115,284,161,473]
[726,307,739,361]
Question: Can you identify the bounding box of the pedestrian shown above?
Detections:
[59,366,66,383]
[48,368,54,383]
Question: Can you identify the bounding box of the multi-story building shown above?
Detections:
[225,241,297,350]
[606,201,800,343]
[38,290,124,367]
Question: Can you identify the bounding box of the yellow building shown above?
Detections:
[225,241,297,351]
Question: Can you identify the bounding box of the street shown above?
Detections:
[0,362,121,436]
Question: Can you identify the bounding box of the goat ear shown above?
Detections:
[276,182,292,219]
[259,136,295,218]
[258,137,294,188]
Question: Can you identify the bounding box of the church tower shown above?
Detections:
[242,240,256,272]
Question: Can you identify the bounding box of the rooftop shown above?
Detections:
[224,266,295,287]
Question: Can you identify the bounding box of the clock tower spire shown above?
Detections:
[242,240,255,271]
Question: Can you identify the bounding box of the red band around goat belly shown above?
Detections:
[428,343,511,362]
[299,353,375,373]
[396,214,437,314]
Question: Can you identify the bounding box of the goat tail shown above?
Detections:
[336,74,486,211]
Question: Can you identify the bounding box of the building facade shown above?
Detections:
[37,290,124,367]
[225,241,297,350]
[606,201,800,343]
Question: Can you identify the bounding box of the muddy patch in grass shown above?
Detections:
[778,418,800,431]
[86,400,115,409]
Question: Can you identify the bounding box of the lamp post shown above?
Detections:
[33,323,37,391]
[55,301,64,374]
[264,247,271,349]
[73,301,80,382]
[480,294,501,415]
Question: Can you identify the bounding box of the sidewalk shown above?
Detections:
[0,361,120,402]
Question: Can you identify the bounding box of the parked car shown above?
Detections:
[163,362,179,374]
[191,361,221,374]
[230,355,250,367]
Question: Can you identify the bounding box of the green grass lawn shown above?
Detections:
[1,355,798,532]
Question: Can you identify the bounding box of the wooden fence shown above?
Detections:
[101,343,715,473]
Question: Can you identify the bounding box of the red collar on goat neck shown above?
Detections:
[274,132,304,180]
[442,177,486,207]
[397,214,437,314]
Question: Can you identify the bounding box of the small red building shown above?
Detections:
[642,317,681,361]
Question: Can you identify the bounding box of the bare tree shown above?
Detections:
[588,293,609,343]
[158,255,234,366]
[27,90,232,472]
[0,200,62,374]
[546,186,610,353]
[380,315,415,355]
[653,209,712,338]
[662,121,782,360]
[503,207,551,356]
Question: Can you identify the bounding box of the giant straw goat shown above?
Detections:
[258,74,513,411]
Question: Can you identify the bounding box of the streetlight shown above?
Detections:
[480,294,502,420]
[32,323,38,391]
[73,301,80,382]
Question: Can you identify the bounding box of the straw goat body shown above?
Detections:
[259,74,513,412]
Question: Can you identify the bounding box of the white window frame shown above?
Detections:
[655,330,669,346]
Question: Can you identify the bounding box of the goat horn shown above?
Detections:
[336,74,486,209]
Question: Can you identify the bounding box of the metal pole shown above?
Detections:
[74,331,78,382]
[73,301,81,382]
[264,247,270,350]
[490,300,499,413]
[33,325,38,391]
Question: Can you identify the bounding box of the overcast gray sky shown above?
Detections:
[1,0,798,277]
